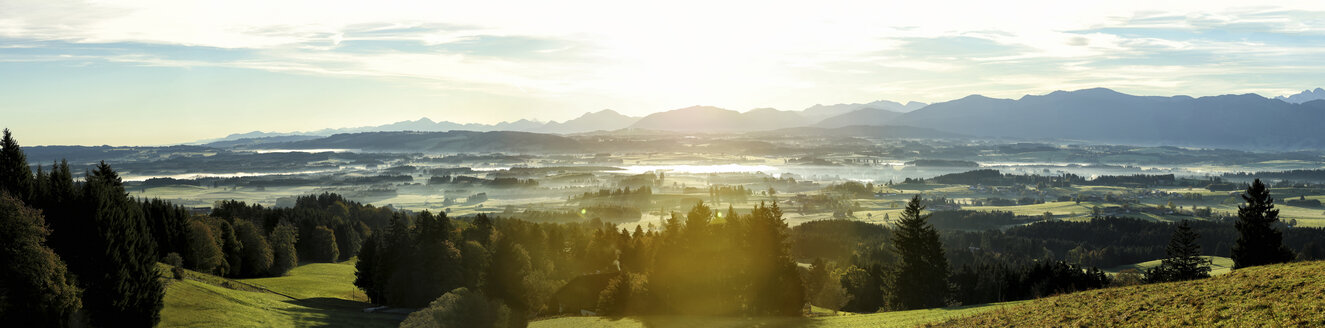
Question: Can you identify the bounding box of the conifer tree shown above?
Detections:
[1231,179,1295,269]
[218,221,243,277]
[0,129,34,202]
[889,195,949,310]
[354,235,382,303]
[77,162,164,326]
[1147,220,1211,282]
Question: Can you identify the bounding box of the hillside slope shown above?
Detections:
[530,301,1026,328]
[158,261,400,328]
[934,261,1325,327]
[1104,256,1234,276]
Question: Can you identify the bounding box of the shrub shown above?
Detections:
[165,252,185,279]
[400,288,521,328]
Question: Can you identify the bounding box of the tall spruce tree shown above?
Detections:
[78,162,165,326]
[1231,179,1295,269]
[889,195,949,310]
[1147,220,1211,282]
[0,129,34,202]
[354,235,383,303]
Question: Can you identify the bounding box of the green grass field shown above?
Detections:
[238,261,370,301]
[528,301,1026,328]
[1103,256,1235,276]
[933,261,1325,327]
[157,261,400,328]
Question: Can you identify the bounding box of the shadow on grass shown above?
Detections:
[282,297,407,328]
[631,315,817,328]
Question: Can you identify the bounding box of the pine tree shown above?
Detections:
[218,221,243,277]
[1231,179,1295,269]
[77,162,164,326]
[354,235,382,303]
[0,129,34,202]
[1147,220,1211,282]
[889,195,949,310]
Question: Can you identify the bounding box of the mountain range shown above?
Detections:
[800,100,928,121]
[1275,88,1325,104]
[197,99,926,143]
[200,88,1325,150]
[894,88,1325,149]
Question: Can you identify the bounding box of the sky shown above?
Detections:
[2,0,1325,145]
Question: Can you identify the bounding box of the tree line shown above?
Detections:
[797,178,1304,313]
[0,129,399,327]
[0,130,162,327]
[371,201,807,327]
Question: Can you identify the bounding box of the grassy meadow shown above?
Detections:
[529,301,1027,328]
[157,261,401,328]
[932,261,1325,327]
[1104,256,1235,276]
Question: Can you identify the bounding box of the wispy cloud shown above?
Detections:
[3,0,1325,144]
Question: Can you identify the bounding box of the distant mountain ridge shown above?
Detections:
[193,88,1325,150]
[627,106,805,132]
[801,100,928,121]
[1276,88,1325,104]
[194,99,928,144]
[813,108,904,128]
[889,88,1325,149]
[199,110,639,143]
[534,110,641,133]
[269,131,583,153]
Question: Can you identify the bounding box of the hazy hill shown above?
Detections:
[535,109,640,133]
[196,110,634,144]
[892,88,1325,150]
[1276,87,1325,103]
[628,106,805,132]
[937,261,1325,327]
[203,135,322,148]
[801,100,928,121]
[755,125,966,139]
[265,131,583,153]
[813,108,904,128]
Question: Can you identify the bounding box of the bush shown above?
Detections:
[164,252,183,267]
[165,252,185,279]
[597,273,650,317]
[400,288,521,328]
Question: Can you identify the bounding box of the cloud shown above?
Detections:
[3,0,1325,116]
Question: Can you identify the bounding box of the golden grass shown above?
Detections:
[932,261,1325,327]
